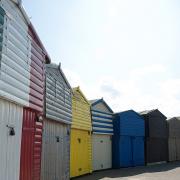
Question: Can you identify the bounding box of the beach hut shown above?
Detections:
[168,117,180,162]
[70,87,92,178]
[140,109,168,164]
[41,63,72,180]
[0,0,50,180]
[90,98,113,171]
[113,110,145,168]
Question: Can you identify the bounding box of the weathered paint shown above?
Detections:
[90,99,113,135]
[20,108,43,180]
[70,128,92,177]
[72,87,92,131]
[92,134,112,171]
[41,119,70,180]
[0,98,23,180]
[45,64,72,124]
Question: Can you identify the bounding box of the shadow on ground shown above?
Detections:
[73,161,180,180]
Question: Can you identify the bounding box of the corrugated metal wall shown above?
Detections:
[0,98,23,180]
[113,110,145,168]
[168,118,180,161]
[41,119,70,180]
[20,108,43,180]
[70,129,92,178]
[45,64,72,124]
[92,134,112,171]
[0,0,31,106]
[71,87,91,130]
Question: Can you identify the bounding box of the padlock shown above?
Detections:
[9,127,15,136]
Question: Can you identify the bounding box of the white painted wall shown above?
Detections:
[92,134,112,171]
[0,98,23,180]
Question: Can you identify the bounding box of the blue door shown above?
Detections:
[132,137,145,166]
[120,136,132,167]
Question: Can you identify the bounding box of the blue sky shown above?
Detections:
[23,0,180,116]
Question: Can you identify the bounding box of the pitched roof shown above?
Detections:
[89,99,100,105]
[167,117,180,121]
[46,63,72,90]
[89,98,113,113]
[139,109,167,119]
[73,87,90,105]
[116,109,143,118]
[139,109,156,115]
[10,0,51,63]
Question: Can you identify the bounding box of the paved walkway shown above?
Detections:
[73,162,180,180]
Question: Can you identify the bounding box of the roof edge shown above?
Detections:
[90,98,113,113]
[12,1,51,63]
[46,63,72,90]
[73,87,90,105]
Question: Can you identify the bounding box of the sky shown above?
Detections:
[23,0,180,117]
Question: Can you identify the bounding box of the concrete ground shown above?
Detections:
[74,162,180,180]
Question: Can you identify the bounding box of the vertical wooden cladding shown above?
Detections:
[71,87,92,177]
[41,64,72,180]
[20,108,43,180]
[140,109,168,138]
[28,25,46,113]
[168,117,180,162]
[92,134,112,171]
[90,99,113,171]
[41,119,70,180]
[113,110,145,168]
[139,109,168,164]
[70,129,92,178]
[0,98,23,180]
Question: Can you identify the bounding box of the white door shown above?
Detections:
[41,119,70,180]
[92,134,112,171]
[0,99,23,180]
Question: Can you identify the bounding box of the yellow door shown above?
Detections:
[70,129,92,177]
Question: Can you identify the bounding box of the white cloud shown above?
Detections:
[64,65,180,117]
